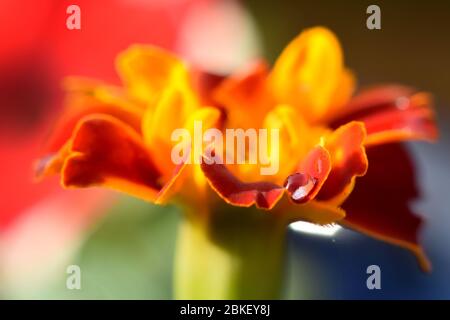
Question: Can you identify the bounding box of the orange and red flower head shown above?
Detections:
[36,27,438,271]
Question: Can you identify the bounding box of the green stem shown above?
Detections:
[174,205,287,299]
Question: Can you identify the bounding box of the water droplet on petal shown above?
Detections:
[283,173,317,204]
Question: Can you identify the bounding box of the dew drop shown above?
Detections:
[283,173,317,204]
[395,96,409,110]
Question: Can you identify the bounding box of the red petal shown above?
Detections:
[191,70,227,106]
[200,152,284,210]
[35,82,144,179]
[330,85,438,146]
[62,114,186,204]
[317,122,368,202]
[45,82,143,154]
[284,146,332,203]
[341,143,430,271]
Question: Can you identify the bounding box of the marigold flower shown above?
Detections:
[36,27,438,299]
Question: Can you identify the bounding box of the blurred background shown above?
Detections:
[1,0,449,299]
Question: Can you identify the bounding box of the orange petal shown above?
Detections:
[330,86,438,146]
[317,122,368,203]
[284,146,332,203]
[341,143,430,271]
[61,114,187,204]
[213,60,269,108]
[213,60,273,129]
[200,151,284,210]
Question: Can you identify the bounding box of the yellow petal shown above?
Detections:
[177,107,223,201]
[325,68,356,121]
[116,45,189,105]
[270,27,351,123]
[263,105,328,184]
[142,86,198,146]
